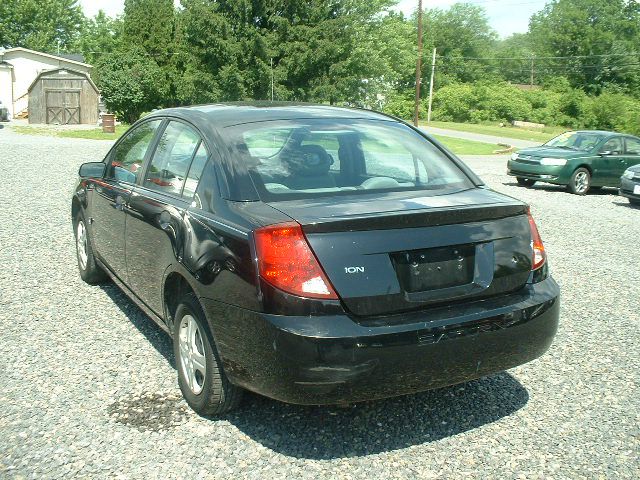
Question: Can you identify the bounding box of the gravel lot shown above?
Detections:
[1,126,638,479]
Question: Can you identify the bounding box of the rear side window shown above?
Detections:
[108,120,162,183]
[626,137,640,155]
[182,143,208,199]
[230,119,473,200]
[601,137,624,154]
[144,121,201,196]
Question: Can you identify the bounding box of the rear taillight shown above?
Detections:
[527,210,546,270]
[254,222,338,300]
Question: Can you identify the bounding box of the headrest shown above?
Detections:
[281,144,333,177]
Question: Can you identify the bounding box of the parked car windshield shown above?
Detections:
[225,119,474,200]
[543,131,605,151]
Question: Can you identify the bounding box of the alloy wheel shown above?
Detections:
[178,315,207,395]
[574,171,589,194]
[76,220,88,270]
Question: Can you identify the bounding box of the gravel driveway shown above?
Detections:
[0,127,638,479]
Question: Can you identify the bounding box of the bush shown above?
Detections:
[431,83,476,122]
[429,78,640,135]
[382,93,425,120]
[474,83,532,123]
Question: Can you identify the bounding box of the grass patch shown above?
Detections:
[12,124,128,140]
[60,125,128,140]
[432,135,500,155]
[425,121,567,144]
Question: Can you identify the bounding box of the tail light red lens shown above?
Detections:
[527,210,546,270]
[254,222,339,300]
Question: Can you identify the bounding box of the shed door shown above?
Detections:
[64,91,80,124]
[46,90,64,124]
[46,90,80,125]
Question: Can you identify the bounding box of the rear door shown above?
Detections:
[623,137,640,176]
[125,119,208,315]
[90,119,163,281]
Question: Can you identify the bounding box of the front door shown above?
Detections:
[126,120,206,315]
[89,120,163,281]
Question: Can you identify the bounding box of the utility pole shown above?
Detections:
[413,0,423,127]
[530,55,534,86]
[427,48,436,123]
[270,57,274,101]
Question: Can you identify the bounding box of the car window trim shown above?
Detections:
[181,139,210,200]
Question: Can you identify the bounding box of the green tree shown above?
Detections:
[74,11,123,64]
[0,0,84,51]
[494,33,536,86]
[94,47,169,123]
[421,3,498,85]
[122,0,176,63]
[529,0,640,96]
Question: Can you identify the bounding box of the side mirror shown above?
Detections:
[78,162,106,178]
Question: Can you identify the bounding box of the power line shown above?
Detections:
[437,53,640,60]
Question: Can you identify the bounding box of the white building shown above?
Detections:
[0,47,93,120]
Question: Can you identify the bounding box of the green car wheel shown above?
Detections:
[568,167,591,195]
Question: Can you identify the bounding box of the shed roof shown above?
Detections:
[27,68,99,94]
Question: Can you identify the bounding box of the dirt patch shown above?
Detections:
[108,392,190,432]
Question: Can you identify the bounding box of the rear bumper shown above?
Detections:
[202,278,560,405]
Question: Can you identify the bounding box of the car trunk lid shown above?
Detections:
[267,189,533,317]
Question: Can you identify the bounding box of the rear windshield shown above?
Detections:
[224,119,474,200]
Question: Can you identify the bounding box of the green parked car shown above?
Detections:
[507,131,640,195]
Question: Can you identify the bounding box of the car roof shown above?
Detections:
[145,102,397,128]
[573,130,636,138]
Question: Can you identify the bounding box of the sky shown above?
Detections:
[79,0,547,39]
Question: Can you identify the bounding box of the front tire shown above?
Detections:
[174,294,243,415]
[568,167,591,195]
[516,177,536,187]
[74,211,108,284]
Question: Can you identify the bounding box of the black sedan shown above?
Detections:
[620,164,640,206]
[72,103,560,415]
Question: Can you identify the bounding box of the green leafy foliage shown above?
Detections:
[94,47,169,123]
[2,0,639,134]
[0,0,84,51]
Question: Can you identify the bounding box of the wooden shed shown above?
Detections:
[27,68,99,125]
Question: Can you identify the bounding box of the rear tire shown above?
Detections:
[174,294,243,415]
[567,167,591,195]
[516,177,536,187]
[74,211,108,284]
